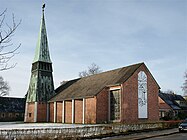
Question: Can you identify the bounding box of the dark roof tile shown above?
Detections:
[0,97,25,113]
[159,92,187,110]
[50,62,157,102]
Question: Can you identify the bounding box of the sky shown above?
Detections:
[0,0,187,97]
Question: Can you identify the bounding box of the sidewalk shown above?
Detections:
[102,128,178,140]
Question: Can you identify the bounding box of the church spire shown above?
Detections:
[25,4,55,122]
[33,3,51,63]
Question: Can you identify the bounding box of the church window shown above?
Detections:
[138,71,148,119]
[110,89,121,121]
[29,113,32,117]
[1,113,5,118]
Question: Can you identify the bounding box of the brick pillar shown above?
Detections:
[54,101,57,123]
[24,103,28,122]
[34,102,37,122]
[72,99,74,124]
[121,84,123,122]
[62,100,65,123]
[83,98,85,124]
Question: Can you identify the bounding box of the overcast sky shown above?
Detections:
[0,0,187,97]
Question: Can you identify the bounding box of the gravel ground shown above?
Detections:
[0,122,96,130]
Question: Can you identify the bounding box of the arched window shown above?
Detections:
[138,71,148,118]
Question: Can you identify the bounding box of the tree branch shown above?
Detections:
[0,9,21,71]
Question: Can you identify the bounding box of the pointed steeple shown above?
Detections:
[25,4,55,123]
[33,4,51,63]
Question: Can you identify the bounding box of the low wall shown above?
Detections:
[0,122,179,140]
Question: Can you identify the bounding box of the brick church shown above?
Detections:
[24,4,160,124]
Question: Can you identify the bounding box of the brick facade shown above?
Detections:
[37,102,47,122]
[121,64,159,123]
[25,103,35,122]
[85,97,96,124]
[48,63,159,124]
[74,99,83,123]
[65,100,72,123]
[96,88,109,123]
[56,102,62,123]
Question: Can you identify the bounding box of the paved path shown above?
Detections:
[102,128,179,140]
[147,132,187,140]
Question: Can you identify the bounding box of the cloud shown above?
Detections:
[0,0,186,97]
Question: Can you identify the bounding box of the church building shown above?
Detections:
[25,4,160,124]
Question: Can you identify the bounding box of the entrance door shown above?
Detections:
[110,90,120,121]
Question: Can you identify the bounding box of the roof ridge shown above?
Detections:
[0,97,25,99]
[79,62,144,79]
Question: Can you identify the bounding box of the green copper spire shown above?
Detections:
[26,4,55,103]
[25,3,55,123]
[33,4,51,63]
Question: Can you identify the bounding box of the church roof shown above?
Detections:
[33,6,51,63]
[0,97,25,113]
[50,62,159,102]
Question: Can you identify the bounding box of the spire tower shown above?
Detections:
[25,4,55,122]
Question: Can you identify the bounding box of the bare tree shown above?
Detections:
[0,9,21,71]
[0,76,9,96]
[182,70,187,96]
[79,63,102,78]
[0,9,21,96]
[165,89,175,94]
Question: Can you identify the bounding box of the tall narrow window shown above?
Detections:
[138,71,148,118]
[110,89,121,121]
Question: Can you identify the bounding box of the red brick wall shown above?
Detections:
[85,97,96,124]
[96,88,108,123]
[37,102,47,122]
[65,100,72,123]
[75,99,83,123]
[56,102,62,123]
[25,102,35,122]
[122,73,138,123]
[158,97,171,109]
[49,102,54,122]
[121,64,159,123]
[147,68,160,122]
